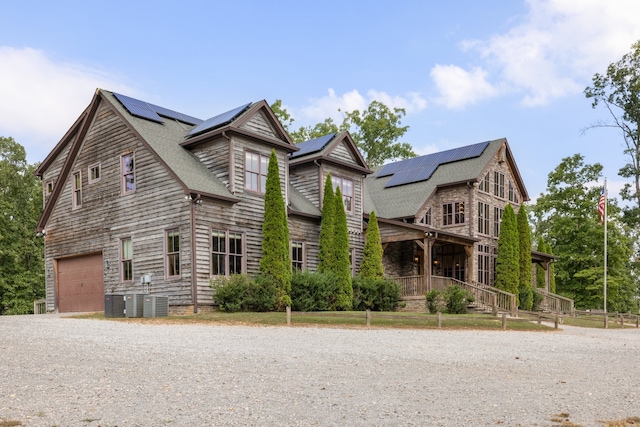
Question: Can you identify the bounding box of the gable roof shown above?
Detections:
[289,131,372,175]
[364,138,529,220]
[37,89,300,231]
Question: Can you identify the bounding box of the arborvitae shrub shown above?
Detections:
[352,276,401,311]
[290,270,339,311]
[211,274,276,312]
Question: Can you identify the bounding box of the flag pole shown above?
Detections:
[604,177,607,314]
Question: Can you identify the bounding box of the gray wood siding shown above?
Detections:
[240,111,278,139]
[43,103,194,311]
[328,141,356,164]
[290,164,321,209]
[289,216,320,272]
[41,142,72,209]
[322,167,363,233]
[192,138,231,190]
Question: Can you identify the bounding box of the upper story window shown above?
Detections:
[478,202,490,235]
[331,175,354,213]
[89,163,101,184]
[45,180,53,195]
[211,230,244,276]
[245,151,269,193]
[120,237,133,282]
[121,152,135,194]
[508,181,519,203]
[493,206,503,237]
[291,241,305,271]
[166,229,180,278]
[493,172,505,198]
[419,207,432,226]
[479,172,490,193]
[72,171,82,209]
[443,202,464,226]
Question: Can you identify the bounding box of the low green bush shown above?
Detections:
[290,270,339,311]
[443,285,475,314]
[352,276,401,311]
[211,274,277,312]
[425,289,443,313]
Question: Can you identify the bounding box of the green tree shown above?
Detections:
[317,174,336,274]
[517,205,533,310]
[259,149,291,308]
[333,186,353,310]
[0,137,44,314]
[585,40,640,215]
[495,204,519,302]
[271,99,416,167]
[532,154,638,311]
[359,211,384,279]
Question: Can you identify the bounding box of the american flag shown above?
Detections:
[598,187,606,224]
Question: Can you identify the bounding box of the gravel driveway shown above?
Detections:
[1,314,639,427]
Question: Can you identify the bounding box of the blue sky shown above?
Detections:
[2,0,640,203]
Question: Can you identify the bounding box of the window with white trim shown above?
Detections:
[166,229,180,277]
[477,244,490,285]
[245,151,269,193]
[89,163,101,183]
[331,175,354,213]
[211,230,244,276]
[72,171,82,209]
[120,237,133,282]
[121,153,135,193]
[291,241,305,271]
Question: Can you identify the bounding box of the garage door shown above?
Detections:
[57,253,104,313]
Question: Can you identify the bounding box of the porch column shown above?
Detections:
[546,260,551,292]
[424,237,432,291]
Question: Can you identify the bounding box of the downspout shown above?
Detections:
[190,194,200,313]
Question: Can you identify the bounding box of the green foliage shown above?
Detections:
[444,285,475,314]
[532,154,638,311]
[351,276,400,311]
[360,211,384,279]
[517,205,533,310]
[425,289,443,314]
[0,136,44,315]
[317,174,336,273]
[270,99,416,167]
[495,204,519,302]
[210,274,277,312]
[290,270,339,312]
[259,150,291,299]
[333,186,353,310]
[535,236,547,289]
[585,40,640,214]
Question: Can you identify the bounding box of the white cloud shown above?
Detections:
[430,65,499,109]
[432,0,640,108]
[298,88,428,124]
[0,47,133,162]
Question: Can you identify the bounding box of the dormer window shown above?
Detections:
[331,175,354,213]
[245,151,268,193]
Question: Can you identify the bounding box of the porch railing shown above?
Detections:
[533,288,575,315]
[391,275,517,316]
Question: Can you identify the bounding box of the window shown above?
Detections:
[443,202,465,226]
[479,172,490,193]
[291,241,304,271]
[478,202,490,235]
[493,207,503,237]
[120,237,133,282]
[121,153,135,193]
[166,229,180,277]
[245,151,269,193]
[493,172,505,198]
[508,181,519,203]
[211,230,244,276]
[331,175,354,212]
[89,163,101,183]
[477,244,490,285]
[72,171,82,208]
[420,208,432,226]
[45,180,53,194]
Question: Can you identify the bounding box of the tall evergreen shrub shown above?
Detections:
[360,211,384,279]
[259,149,291,308]
[317,174,336,274]
[495,204,519,303]
[517,205,533,310]
[333,186,353,310]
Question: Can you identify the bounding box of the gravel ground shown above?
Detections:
[1,314,639,427]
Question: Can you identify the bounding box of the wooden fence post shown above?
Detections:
[286,306,291,325]
[554,314,559,330]
[366,309,371,327]
[437,311,442,329]
[502,313,507,330]
[604,314,608,329]
[537,312,542,325]
[620,315,624,329]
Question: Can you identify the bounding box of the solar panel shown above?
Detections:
[187,102,252,137]
[380,140,491,188]
[290,133,336,158]
[113,92,163,123]
[113,92,204,126]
